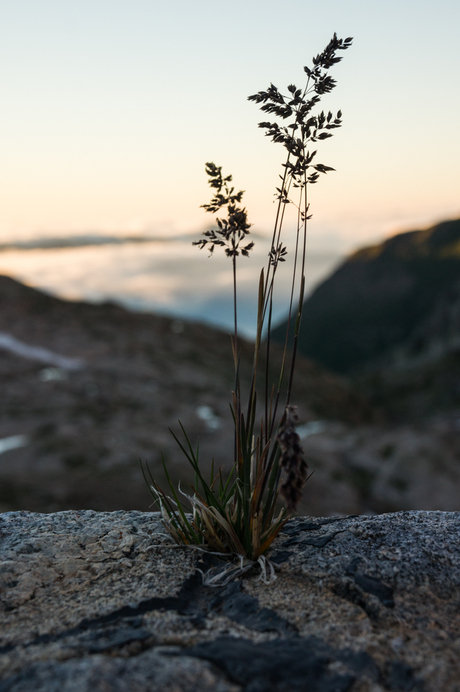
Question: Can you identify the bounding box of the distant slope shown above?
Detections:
[273,218,460,374]
[0,274,373,513]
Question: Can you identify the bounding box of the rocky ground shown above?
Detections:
[1,274,460,517]
[1,509,459,691]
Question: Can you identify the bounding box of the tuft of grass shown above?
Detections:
[144,34,353,569]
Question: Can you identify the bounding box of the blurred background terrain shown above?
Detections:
[1,218,459,517]
[1,1,459,517]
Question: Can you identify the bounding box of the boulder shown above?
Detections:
[1,509,459,691]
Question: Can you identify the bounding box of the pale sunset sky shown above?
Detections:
[1,0,459,253]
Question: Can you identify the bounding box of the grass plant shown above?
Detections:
[143,33,352,571]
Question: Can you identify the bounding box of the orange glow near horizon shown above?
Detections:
[0,1,459,254]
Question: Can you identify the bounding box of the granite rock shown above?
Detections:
[1,510,459,691]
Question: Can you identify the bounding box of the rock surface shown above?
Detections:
[1,509,459,691]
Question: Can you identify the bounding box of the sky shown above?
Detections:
[1,0,459,254]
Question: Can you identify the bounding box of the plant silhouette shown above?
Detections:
[144,33,353,575]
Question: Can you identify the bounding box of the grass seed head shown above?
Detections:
[277,406,308,512]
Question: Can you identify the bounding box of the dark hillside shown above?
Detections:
[273,218,460,374]
[0,274,372,514]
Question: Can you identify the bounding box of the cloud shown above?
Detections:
[0,238,342,337]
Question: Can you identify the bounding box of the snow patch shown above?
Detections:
[0,332,84,370]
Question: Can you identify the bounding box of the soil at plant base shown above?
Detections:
[0,273,459,517]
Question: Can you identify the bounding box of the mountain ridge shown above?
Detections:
[273,217,460,374]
